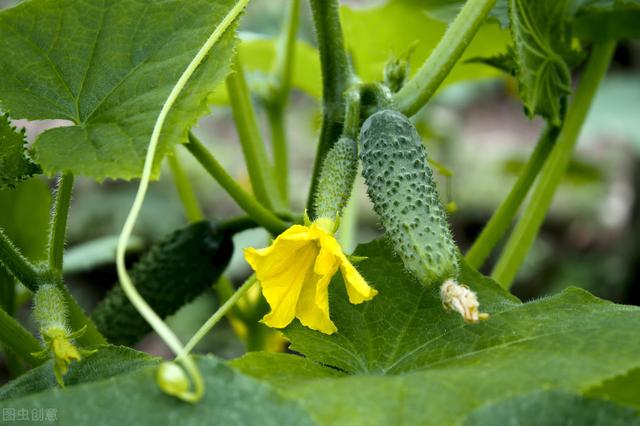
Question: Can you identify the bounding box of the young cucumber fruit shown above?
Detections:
[359,109,458,286]
[34,283,69,335]
[314,136,358,220]
[92,221,233,345]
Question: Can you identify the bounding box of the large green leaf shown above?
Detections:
[0,355,314,426]
[509,0,573,125]
[232,239,640,425]
[0,345,157,401]
[585,367,640,412]
[0,0,237,180]
[0,115,40,189]
[283,240,519,374]
[462,391,640,425]
[340,0,510,90]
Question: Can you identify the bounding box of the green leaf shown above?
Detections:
[0,355,314,425]
[0,115,40,189]
[233,239,640,425]
[284,240,519,374]
[585,367,640,411]
[509,0,573,125]
[0,345,157,401]
[462,391,640,425]
[230,352,345,389]
[340,0,510,91]
[0,0,238,180]
[466,47,517,76]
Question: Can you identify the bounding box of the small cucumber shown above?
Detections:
[314,136,358,220]
[92,221,233,345]
[34,284,69,335]
[359,110,458,286]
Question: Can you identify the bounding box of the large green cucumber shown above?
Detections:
[92,221,233,345]
[359,109,458,286]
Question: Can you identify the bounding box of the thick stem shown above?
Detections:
[48,172,74,276]
[465,125,560,269]
[491,42,616,288]
[0,306,44,365]
[393,0,497,117]
[226,56,282,211]
[168,152,204,223]
[266,106,289,204]
[181,275,257,357]
[0,228,40,292]
[306,0,353,217]
[185,133,288,235]
[45,173,105,345]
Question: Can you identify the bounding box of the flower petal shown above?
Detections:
[244,239,308,280]
[340,258,378,304]
[259,242,319,329]
[315,230,378,305]
[296,272,337,335]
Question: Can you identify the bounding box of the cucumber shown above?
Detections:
[92,221,233,345]
[359,109,458,286]
[34,284,69,335]
[314,136,358,220]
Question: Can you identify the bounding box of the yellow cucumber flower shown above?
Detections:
[31,325,96,387]
[244,218,378,335]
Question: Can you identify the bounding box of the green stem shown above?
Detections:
[465,125,559,269]
[0,228,40,292]
[226,56,282,211]
[306,0,353,217]
[215,276,249,322]
[181,275,257,357]
[342,89,361,140]
[491,42,616,288]
[0,305,44,365]
[45,172,105,345]
[271,0,300,104]
[168,152,204,223]
[48,172,74,276]
[264,0,300,205]
[266,106,289,204]
[185,133,288,235]
[393,0,497,116]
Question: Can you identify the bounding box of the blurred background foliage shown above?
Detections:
[1,0,639,378]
